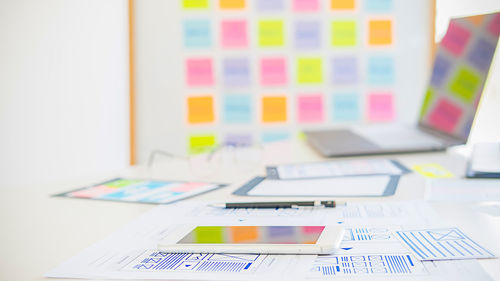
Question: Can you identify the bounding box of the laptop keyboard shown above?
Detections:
[352,125,445,149]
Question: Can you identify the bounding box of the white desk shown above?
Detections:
[1,140,499,280]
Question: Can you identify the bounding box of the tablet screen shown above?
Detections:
[177,226,325,244]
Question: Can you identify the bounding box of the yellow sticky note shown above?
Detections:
[412,164,455,178]
[258,20,284,47]
[297,58,322,84]
[331,21,356,46]
[183,0,209,9]
[331,0,355,10]
[189,134,216,154]
[262,96,287,123]
[369,19,392,46]
[219,0,245,9]
[187,96,214,124]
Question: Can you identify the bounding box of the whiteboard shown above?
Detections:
[133,0,434,163]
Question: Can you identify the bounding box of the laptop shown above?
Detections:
[305,13,500,157]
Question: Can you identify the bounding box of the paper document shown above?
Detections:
[395,228,495,261]
[266,159,409,180]
[426,178,500,202]
[470,143,500,173]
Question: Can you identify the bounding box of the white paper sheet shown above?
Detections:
[470,143,500,173]
[426,179,500,202]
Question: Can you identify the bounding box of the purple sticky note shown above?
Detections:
[223,58,251,87]
[294,21,321,49]
[256,0,284,11]
[441,21,471,56]
[467,38,497,72]
[186,58,214,86]
[331,57,358,85]
[224,133,253,146]
[430,54,452,87]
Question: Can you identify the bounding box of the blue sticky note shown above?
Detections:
[184,20,211,48]
[261,131,290,143]
[224,133,253,146]
[223,95,252,123]
[430,54,452,87]
[256,0,284,10]
[365,0,392,12]
[223,58,251,87]
[467,38,497,72]
[333,93,359,121]
[367,56,394,85]
[294,20,321,49]
[331,57,358,85]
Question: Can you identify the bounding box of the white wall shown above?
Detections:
[0,0,129,188]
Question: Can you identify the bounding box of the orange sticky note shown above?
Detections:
[369,20,392,45]
[331,0,355,10]
[231,226,259,242]
[262,96,287,123]
[187,96,214,124]
[220,0,245,9]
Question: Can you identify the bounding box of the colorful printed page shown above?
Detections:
[54,178,224,204]
[419,13,500,140]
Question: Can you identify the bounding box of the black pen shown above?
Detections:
[209,200,338,209]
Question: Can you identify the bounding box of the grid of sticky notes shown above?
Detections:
[420,13,499,139]
[182,0,397,152]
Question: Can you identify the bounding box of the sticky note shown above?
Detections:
[365,0,392,11]
[221,20,248,48]
[194,226,224,243]
[331,57,358,85]
[441,21,471,56]
[231,226,259,242]
[224,133,252,146]
[367,92,394,122]
[430,54,452,87]
[262,131,290,143]
[170,182,206,192]
[302,226,325,234]
[223,95,252,123]
[262,96,287,123]
[186,58,214,86]
[260,58,287,86]
[331,21,356,47]
[467,15,485,26]
[189,134,216,154]
[419,88,435,118]
[69,185,117,198]
[297,94,324,123]
[369,19,392,46]
[331,0,355,10]
[412,163,454,178]
[293,0,319,12]
[428,98,463,134]
[467,38,497,72]
[297,58,322,84]
[294,21,321,49]
[449,66,480,103]
[187,96,214,124]
[223,58,250,87]
[333,93,359,121]
[105,179,141,188]
[184,20,211,48]
[367,56,394,85]
[258,20,284,47]
[219,0,245,9]
[256,0,284,11]
[487,13,500,36]
[183,0,209,9]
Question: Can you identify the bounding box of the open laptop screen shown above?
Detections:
[418,13,499,142]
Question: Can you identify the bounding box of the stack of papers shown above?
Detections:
[467,143,500,178]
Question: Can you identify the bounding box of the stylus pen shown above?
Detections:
[210,200,338,209]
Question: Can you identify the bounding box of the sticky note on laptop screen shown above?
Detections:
[419,13,499,140]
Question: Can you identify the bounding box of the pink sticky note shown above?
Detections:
[186,58,214,86]
[297,94,323,123]
[221,20,248,48]
[69,185,117,198]
[260,58,287,86]
[487,13,500,36]
[368,92,394,122]
[302,226,325,234]
[293,0,319,11]
[428,98,463,134]
[170,182,206,192]
[441,21,471,56]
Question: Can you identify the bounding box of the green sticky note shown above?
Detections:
[331,21,356,46]
[449,67,480,103]
[105,179,140,188]
[297,58,322,84]
[420,88,435,118]
[258,20,284,47]
[297,131,307,141]
[189,134,216,154]
[183,0,209,9]
[194,226,224,243]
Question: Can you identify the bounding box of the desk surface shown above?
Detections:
[1,140,499,280]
